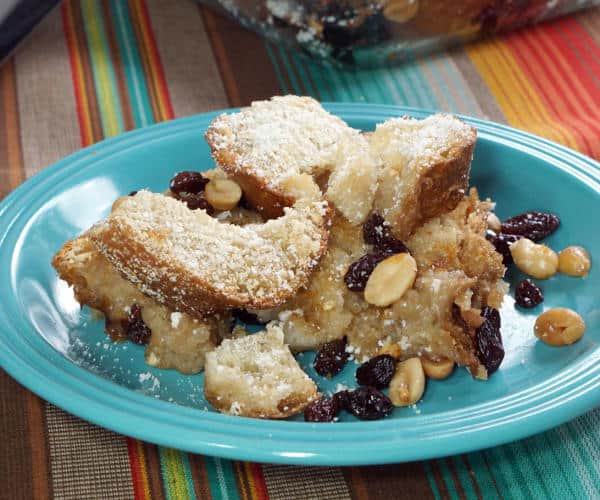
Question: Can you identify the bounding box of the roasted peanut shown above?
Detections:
[377,343,402,359]
[384,0,419,23]
[487,212,502,233]
[205,179,242,211]
[534,308,586,346]
[364,253,417,307]
[389,357,425,407]
[421,356,455,380]
[558,246,591,277]
[510,238,558,279]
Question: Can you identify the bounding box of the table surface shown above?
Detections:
[1,1,599,499]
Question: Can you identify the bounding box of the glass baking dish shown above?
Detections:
[198,0,600,67]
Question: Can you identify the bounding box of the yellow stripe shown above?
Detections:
[135,440,153,500]
[466,39,579,149]
[161,448,189,499]
[81,0,121,137]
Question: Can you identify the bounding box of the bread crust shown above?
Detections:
[88,191,333,317]
[371,114,476,239]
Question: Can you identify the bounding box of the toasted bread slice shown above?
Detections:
[52,235,230,374]
[265,190,506,379]
[206,95,378,225]
[88,190,332,317]
[204,325,319,418]
[370,114,476,239]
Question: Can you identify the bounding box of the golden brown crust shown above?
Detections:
[88,192,333,318]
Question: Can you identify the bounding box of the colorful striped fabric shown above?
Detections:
[1,1,599,498]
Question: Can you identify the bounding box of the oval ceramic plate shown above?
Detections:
[0,104,599,466]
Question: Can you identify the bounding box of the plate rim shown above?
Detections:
[0,103,599,466]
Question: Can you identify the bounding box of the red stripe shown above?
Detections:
[249,463,269,500]
[127,438,147,500]
[504,27,597,156]
[137,0,175,120]
[61,4,89,147]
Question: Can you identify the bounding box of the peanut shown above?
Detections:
[421,356,455,380]
[487,212,502,233]
[534,308,586,346]
[364,253,417,307]
[389,357,425,407]
[510,238,558,279]
[558,246,591,277]
[205,179,242,211]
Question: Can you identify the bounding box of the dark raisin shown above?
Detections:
[128,190,138,197]
[313,337,349,377]
[169,171,209,195]
[233,309,266,325]
[475,306,504,374]
[489,232,522,265]
[333,390,350,411]
[304,397,341,422]
[356,355,396,389]
[346,386,393,420]
[514,279,544,308]
[476,5,498,32]
[344,253,386,292]
[123,304,151,345]
[179,193,214,215]
[501,211,560,242]
[363,214,391,245]
[376,237,410,257]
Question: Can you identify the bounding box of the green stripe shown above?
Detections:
[80,0,125,137]
[205,457,240,500]
[464,452,501,500]
[484,447,528,500]
[159,448,195,500]
[562,420,600,496]
[265,43,289,94]
[450,455,479,500]
[181,453,198,500]
[277,48,303,94]
[110,0,153,128]
[437,458,461,500]
[423,461,443,500]
[291,54,319,98]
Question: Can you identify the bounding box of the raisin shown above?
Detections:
[233,309,266,325]
[304,397,341,422]
[123,304,151,345]
[376,237,410,257]
[514,279,544,308]
[363,214,391,245]
[333,390,350,411]
[475,306,504,374]
[356,355,396,389]
[178,193,214,215]
[128,190,138,197]
[169,171,209,195]
[346,386,393,420]
[314,337,349,377]
[501,211,560,242]
[489,232,522,265]
[344,253,386,291]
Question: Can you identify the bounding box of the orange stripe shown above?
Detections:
[132,0,174,121]
[466,39,578,149]
[62,2,93,147]
[506,31,596,156]
[127,438,153,500]
[246,462,269,500]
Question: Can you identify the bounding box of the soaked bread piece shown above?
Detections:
[204,325,319,418]
[370,113,476,239]
[52,235,230,374]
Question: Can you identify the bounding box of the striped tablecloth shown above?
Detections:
[1,1,599,499]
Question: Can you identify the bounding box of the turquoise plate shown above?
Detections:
[0,104,599,465]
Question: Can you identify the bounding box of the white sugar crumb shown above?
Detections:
[93,190,329,307]
[229,401,241,415]
[170,312,183,329]
[206,95,378,224]
[138,372,160,391]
